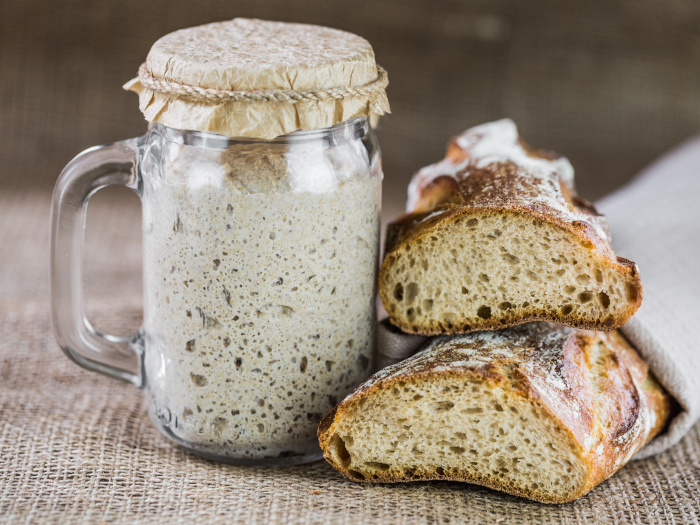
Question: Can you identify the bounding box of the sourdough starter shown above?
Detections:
[141,137,380,459]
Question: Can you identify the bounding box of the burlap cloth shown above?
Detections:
[2,146,700,523]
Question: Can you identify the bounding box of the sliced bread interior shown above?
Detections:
[323,372,588,502]
[380,208,641,335]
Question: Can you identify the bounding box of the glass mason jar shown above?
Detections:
[50,117,381,465]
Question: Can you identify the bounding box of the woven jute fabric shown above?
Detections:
[1,188,700,523]
[3,1,700,521]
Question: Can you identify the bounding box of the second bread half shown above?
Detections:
[318,323,671,503]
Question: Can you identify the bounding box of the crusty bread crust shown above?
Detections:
[379,120,642,335]
[318,324,672,503]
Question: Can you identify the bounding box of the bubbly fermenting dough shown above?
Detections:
[141,131,380,459]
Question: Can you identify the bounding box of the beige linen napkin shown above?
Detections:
[376,135,700,457]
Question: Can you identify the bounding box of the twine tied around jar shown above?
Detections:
[137,62,389,104]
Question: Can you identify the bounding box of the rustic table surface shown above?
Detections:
[1,191,699,524]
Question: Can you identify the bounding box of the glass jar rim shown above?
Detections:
[151,117,369,149]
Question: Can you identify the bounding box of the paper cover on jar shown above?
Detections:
[124,18,390,140]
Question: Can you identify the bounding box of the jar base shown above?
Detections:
[152,412,324,466]
[184,445,324,466]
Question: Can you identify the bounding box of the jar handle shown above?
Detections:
[50,139,144,386]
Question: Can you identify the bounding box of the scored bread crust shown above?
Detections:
[379,119,642,335]
[318,323,672,503]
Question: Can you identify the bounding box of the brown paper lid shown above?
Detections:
[124,18,390,139]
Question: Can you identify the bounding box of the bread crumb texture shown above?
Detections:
[382,213,639,334]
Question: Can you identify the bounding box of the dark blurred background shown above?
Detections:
[2,0,699,220]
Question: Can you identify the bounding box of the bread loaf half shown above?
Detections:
[318,323,671,503]
[379,119,642,335]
